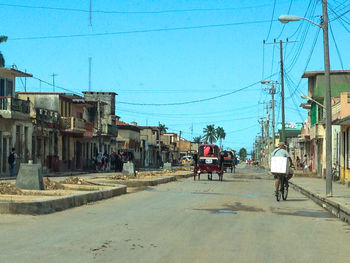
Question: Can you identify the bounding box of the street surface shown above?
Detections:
[0,167,350,263]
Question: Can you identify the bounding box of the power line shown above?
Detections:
[329,20,344,69]
[118,81,260,106]
[265,0,277,41]
[10,20,277,41]
[275,0,294,39]
[285,26,321,100]
[0,3,273,14]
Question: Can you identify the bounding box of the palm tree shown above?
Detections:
[203,125,217,144]
[216,126,226,149]
[0,36,8,67]
[193,136,202,143]
[158,123,168,134]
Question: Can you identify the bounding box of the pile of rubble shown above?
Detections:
[0,182,23,195]
[43,178,65,190]
[110,174,133,180]
[61,177,89,185]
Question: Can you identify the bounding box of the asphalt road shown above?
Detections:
[0,167,349,263]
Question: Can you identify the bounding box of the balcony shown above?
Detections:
[0,96,30,120]
[35,108,60,127]
[310,123,325,140]
[101,123,118,137]
[60,117,86,133]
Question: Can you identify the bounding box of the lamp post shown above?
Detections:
[279,0,332,196]
[300,94,325,108]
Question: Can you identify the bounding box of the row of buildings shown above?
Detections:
[255,70,350,183]
[0,67,198,177]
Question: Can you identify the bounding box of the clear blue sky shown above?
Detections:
[1,0,349,153]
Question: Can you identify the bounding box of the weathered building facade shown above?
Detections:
[0,68,33,176]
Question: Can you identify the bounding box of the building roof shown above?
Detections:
[117,120,140,131]
[0,67,33,78]
[138,126,160,131]
[82,91,118,96]
[334,115,350,126]
[302,70,350,78]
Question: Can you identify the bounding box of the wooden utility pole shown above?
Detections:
[322,0,332,196]
[279,40,286,143]
[263,39,297,143]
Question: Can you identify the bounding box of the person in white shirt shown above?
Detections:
[271,142,294,195]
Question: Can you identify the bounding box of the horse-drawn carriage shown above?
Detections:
[221,150,237,173]
[194,144,224,181]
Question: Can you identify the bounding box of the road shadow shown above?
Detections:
[270,207,334,218]
[193,202,265,214]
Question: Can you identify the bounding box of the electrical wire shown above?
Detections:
[118,80,260,106]
[0,3,273,14]
[10,20,276,41]
[265,0,277,41]
[285,26,321,100]
[329,21,345,69]
[275,0,294,39]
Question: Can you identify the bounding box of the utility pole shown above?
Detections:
[270,84,276,147]
[24,69,27,92]
[263,39,297,143]
[322,0,332,196]
[265,103,270,138]
[97,99,101,152]
[51,73,57,92]
[279,40,286,143]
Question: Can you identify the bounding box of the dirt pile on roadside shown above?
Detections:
[0,182,23,195]
[44,178,65,190]
[110,174,133,180]
[61,177,89,185]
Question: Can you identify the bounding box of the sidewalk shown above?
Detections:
[289,176,350,224]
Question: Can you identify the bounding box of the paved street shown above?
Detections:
[0,167,350,263]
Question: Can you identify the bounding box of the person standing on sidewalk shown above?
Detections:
[271,142,294,195]
[8,147,18,177]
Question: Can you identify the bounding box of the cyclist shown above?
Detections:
[271,142,294,196]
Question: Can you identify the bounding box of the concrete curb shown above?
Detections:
[174,173,193,179]
[290,182,350,224]
[102,173,192,187]
[0,185,127,215]
[105,176,177,187]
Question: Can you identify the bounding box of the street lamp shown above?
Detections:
[279,0,333,196]
[300,94,325,108]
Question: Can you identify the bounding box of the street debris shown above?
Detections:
[0,182,23,195]
[61,177,89,185]
[43,178,65,190]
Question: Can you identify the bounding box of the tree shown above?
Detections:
[158,123,168,134]
[203,125,217,144]
[0,36,8,67]
[193,136,202,143]
[216,126,226,149]
[238,148,247,162]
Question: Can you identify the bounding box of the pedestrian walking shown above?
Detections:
[302,154,308,172]
[8,147,18,177]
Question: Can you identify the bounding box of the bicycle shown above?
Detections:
[275,174,289,202]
